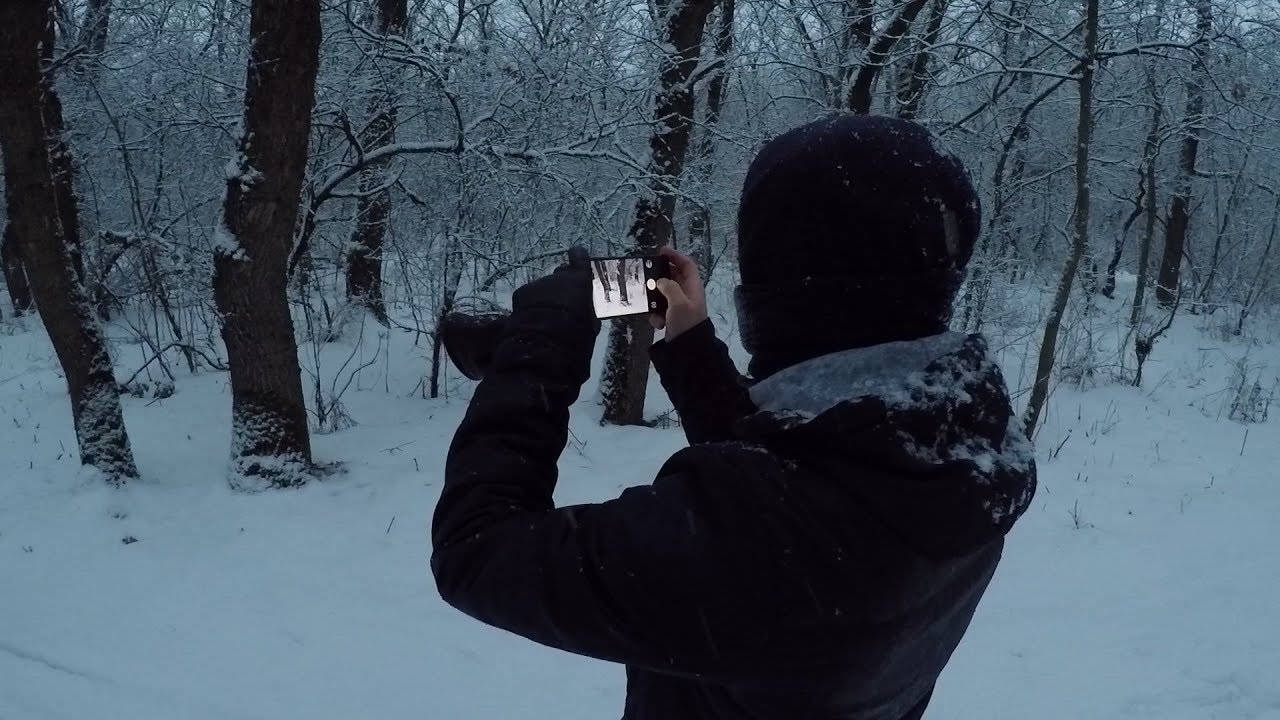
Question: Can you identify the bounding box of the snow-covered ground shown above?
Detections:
[1,280,1278,719]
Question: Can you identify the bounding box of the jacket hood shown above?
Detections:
[737,332,1036,559]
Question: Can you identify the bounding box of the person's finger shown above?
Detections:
[648,313,666,330]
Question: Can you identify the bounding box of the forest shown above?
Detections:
[0,0,1277,485]
[3,2,1280,717]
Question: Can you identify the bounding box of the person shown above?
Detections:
[431,113,1037,720]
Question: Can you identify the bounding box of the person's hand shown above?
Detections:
[507,246,601,380]
[649,247,708,341]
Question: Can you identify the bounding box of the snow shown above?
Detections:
[749,330,969,416]
[2,282,1280,719]
[211,220,247,262]
[222,151,262,191]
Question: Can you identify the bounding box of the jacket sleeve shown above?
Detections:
[649,319,757,445]
[432,309,774,679]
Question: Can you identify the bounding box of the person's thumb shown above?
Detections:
[654,278,687,308]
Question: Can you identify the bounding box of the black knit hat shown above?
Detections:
[734,113,982,378]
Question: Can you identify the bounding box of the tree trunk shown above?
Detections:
[845,0,932,114]
[1023,0,1099,439]
[1155,0,1211,307]
[1196,153,1250,307]
[79,0,111,63]
[212,0,321,487]
[2,223,35,316]
[345,0,407,326]
[835,0,875,107]
[896,0,948,120]
[958,0,1034,329]
[0,0,137,483]
[1235,194,1280,336]
[600,0,716,426]
[1102,170,1147,299]
[685,0,735,281]
[1130,69,1163,327]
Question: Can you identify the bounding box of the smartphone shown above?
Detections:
[589,255,670,319]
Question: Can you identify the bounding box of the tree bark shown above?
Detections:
[0,0,137,483]
[845,0,932,114]
[1196,152,1250,306]
[1155,0,1211,307]
[836,0,875,107]
[212,0,321,486]
[2,223,35,316]
[896,0,948,120]
[600,0,716,426]
[1023,0,1099,438]
[345,0,408,326]
[1130,72,1162,328]
[79,0,111,61]
[685,0,735,281]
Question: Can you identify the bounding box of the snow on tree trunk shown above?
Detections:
[844,0,931,114]
[1155,0,1211,307]
[345,0,407,327]
[895,0,947,120]
[2,223,35,317]
[0,0,138,483]
[599,0,717,427]
[1023,0,1099,439]
[1129,65,1163,328]
[212,0,321,488]
[685,0,735,282]
[78,0,112,73]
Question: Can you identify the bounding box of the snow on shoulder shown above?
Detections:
[747,331,1036,525]
[749,331,968,419]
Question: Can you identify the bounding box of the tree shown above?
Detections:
[1127,66,1164,326]
[1023,0,1100,438]
[78,0,112,70]
[685,0,736,281]
[1155,0,1212,306]
[895,0,949,120]
[0,0,137,483]
[212,0,322,486]
[345,0,408,326]
[845,0,933,113]
[599,0,717,426]
[2,223,35,316]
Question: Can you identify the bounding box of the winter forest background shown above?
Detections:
[1,0,1278,717]
[2,0,1278,482]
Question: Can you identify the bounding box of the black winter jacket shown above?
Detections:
[431,310,1036,720]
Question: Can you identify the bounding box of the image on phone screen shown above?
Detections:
[590,257,661,319]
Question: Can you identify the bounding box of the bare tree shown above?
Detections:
[2,223,35,316]
[345,0,408,326]
[1128,67,1164,328]
[600,0,717,426]
[895,0,948,119]
[79,0,112,65]
[212,0,322,486]
[1155,0,1212,306]
[1023,0,1100,438]
[0,0,137,483]
[845,0,932,113]
[685,0,736,280]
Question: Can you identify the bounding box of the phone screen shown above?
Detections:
[589,256,667,319]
